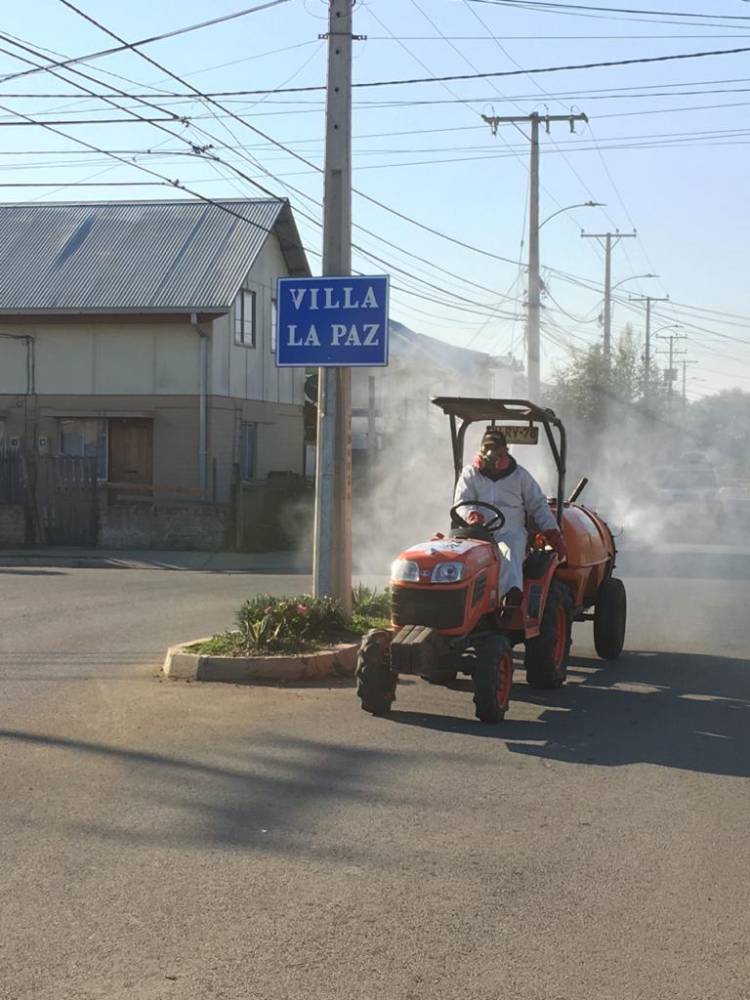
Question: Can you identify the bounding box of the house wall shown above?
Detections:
[0,320,200,397]
[0,392,303,505]
[0,505,25,547]
[212,232,304,407]
[0,230,306,510]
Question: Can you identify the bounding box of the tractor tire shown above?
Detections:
[594,576,627,660]
[524,580,573,689]
[472,635,514,724]
[422,670,458,685]
[356,629,397,716]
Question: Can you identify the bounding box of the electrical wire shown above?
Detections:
[4,18,519,322]
[0,1,292,84]
[466,1,750,22]
[48,1,534,317]
[15,41,750,96]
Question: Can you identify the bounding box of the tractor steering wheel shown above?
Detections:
[450,500,506,532]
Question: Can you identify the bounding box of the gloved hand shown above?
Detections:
[545,528,567,561]
[467,511,485,525]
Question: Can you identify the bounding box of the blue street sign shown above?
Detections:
[276,275,389,368]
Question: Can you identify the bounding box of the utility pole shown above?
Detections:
[483,111,588,401]
[314,0,354,612]
[655,328,687,408]
[629,294,669,403]
[580,230,636,361]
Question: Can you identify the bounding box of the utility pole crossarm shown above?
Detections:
[482,112,589,132]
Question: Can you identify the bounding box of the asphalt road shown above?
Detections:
[1,553,749,1000]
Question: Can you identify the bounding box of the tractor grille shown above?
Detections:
[392,586,467,630]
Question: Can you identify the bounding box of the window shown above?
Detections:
[234,289,256,347]
[239,422,257,481]
[270,297,277,353]
[59,418,107,480]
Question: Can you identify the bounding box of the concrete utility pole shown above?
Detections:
[313,0,354,612]
[629,294,669,402]
[482,112,588,401]
[580,230,636,361]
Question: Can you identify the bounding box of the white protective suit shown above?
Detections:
[453,461,558,595]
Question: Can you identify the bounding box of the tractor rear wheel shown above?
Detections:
[356,629,397,715]
[473,635,514,724]
[524,580,573,689]
[594,576,627,660]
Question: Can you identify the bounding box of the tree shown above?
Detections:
[544,327,675,497]
[687,388,750,477]
[547,326,667,432]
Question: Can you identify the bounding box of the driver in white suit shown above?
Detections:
[454,427,567,604]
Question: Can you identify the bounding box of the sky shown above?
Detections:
[0,0,749,401]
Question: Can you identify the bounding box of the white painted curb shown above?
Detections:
[163,638,359,684]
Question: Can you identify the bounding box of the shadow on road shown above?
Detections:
[388,649,750,778]
[0,729,441,857]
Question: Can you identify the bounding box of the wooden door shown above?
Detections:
[108,418,153,487]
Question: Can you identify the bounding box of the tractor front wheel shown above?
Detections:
[356,629,397,715]
[594,576,627,660]
[473,635,514,724]
[524,580,573,689]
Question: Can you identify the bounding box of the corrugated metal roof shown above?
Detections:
[0,198,311,314]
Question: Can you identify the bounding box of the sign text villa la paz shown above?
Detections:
[276,275,389,368]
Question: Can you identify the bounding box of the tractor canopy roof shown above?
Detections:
[431,397,563,428]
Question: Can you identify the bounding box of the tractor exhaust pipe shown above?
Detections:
[567,477,589,504]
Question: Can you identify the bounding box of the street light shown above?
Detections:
[611,273,658,293]
[539,200,605,229]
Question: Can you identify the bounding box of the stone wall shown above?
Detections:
[99,503,228,551]
[0,505,26,547]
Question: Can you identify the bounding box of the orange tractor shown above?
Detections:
[356,398,626,723]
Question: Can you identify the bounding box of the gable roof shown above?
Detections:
[389,320,517,376]
[0,198,310,316]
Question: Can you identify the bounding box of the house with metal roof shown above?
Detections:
[0,198,311,549]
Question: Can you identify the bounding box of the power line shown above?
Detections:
[0,1,292,84]
[364,33,750,40]
[7,73,750,101]
[22,6,748,349]
[15,43,750,96]
[52,6,520,316]
[465,1,750,22]
[0,180,164,187]
[53,0,531,315]
[2,18,503,322]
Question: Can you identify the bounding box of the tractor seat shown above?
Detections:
[524,549,555,577]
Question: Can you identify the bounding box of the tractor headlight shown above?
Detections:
[431,562,464,584]
[391,559,420,583]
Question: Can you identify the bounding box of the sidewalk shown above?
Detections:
[0,547,313,573]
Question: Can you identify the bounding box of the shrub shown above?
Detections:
[192,587,393,656]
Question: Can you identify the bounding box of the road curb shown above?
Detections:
[163,638,360,684]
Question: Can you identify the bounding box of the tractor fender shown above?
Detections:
[522,552,564,640]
